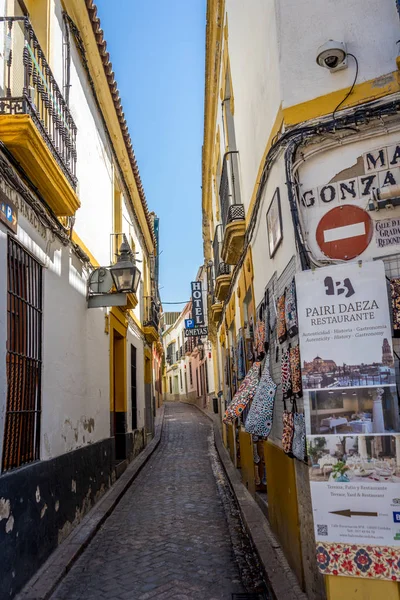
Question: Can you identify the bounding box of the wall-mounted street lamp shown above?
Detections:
[88,238,141,308]
[110,240,141,293]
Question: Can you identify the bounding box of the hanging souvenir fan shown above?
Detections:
[281,347,292,400]
[245,357,277,438]
[289,344,303,399]
[277,292,287,344]
[254,319,266,357]
[292,406,306,462]
[282,404,294,455]
[285,278,298,338]
[237,334,246,380]
[264,290,271,348]
[223,362,261,423]
[269,286,277,333]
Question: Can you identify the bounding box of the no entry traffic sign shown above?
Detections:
[316,205,373,260]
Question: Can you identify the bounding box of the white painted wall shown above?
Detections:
[0,0,153,466]
[251,155,298,306]
[11,216,110,460]
[224,0,282,216]
[277,0,400,108]
[52,0,113,267]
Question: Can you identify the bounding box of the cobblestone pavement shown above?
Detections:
[50,403,266,600]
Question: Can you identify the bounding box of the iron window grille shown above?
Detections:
[3,236,42,472]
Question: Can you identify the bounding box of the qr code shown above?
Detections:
[317,524,328,537]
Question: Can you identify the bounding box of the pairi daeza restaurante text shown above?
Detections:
[304,299,379,325]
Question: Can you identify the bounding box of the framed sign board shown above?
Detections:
[266,188,283,258]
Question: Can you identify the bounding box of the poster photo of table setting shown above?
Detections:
[309,385,399,435]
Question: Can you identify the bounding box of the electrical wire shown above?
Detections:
[332,53,359,123]
[218,94,400,316]
[162,301,190,304]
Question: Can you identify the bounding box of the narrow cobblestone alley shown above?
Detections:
[50,403,267,600]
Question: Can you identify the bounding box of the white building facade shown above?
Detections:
[0,1,160,598]
[203,1,400,599]
[163,267,215,408]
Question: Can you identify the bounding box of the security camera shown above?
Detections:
[316,40,347,72]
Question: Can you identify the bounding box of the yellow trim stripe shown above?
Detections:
[283,71,400,126]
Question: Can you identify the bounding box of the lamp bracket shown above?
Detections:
[88,293,128,309]
[88,267,114,295]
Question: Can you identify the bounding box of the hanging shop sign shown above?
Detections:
[0,190,17,233]
[316,205,373,260]
[184,326,208,338]
[296,261,400,581]
[191,281,205,325]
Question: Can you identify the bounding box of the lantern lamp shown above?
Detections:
[110,240,141,294]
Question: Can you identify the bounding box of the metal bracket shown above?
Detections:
[88,293,127,309]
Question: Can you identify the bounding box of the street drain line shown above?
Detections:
[207,429,270,597]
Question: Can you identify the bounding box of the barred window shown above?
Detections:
[3,237,42,472]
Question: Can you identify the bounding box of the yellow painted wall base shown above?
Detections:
[325,575,400,600]
[238,429,255,494]
[222,422,228,448]
[264,441,304,587]
[227,423,235,463]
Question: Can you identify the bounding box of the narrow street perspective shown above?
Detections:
[4,0,400,599]
[49,403,268,600]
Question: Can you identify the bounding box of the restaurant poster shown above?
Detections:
[296,261,400,580]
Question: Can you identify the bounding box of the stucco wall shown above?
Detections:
[224,0,282,216]
[7,213,111,462]
[277,0,400,108]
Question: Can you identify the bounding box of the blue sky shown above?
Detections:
[96,0,206,307]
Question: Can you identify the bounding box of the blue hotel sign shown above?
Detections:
[0,191,17,233]
[185,319,195,329]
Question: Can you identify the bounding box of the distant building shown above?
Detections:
[303,356,337,374]
[382,338,394,366]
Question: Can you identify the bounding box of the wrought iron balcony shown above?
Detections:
[213,223,232,301]
[213,224,230,278]
[219,151,243,230]
[0,17,77,189]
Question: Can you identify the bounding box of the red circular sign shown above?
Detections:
[316,205,373,260]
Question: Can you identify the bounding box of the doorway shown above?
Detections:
[109,309,128,462]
